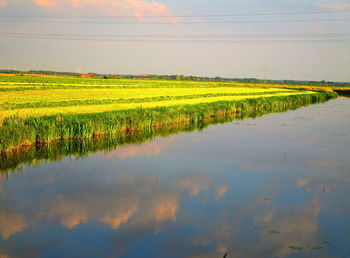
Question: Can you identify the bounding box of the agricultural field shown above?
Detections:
[0,74,338,152]
[0,74,321,120]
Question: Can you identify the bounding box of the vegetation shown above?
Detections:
[0,74,331,120]
[1,69,349,88]
[0,74,338,153]
[0,115,229,172]
[0,91,337,172]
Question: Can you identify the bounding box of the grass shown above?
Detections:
[0,115,235,172]
[0,92,336,173]
[0,74,338,153]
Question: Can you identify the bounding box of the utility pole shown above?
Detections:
[263,64,269,83]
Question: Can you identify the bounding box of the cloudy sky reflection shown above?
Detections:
[0,98,349,257]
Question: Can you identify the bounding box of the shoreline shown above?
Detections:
[0,91,337,156]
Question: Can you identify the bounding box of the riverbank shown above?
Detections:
[0,91,337,154]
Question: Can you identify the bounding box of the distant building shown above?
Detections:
[80,74,94,78]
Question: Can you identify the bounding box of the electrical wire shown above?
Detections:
[0,10,349,19]
[1,18,349,24]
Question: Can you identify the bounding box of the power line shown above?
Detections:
[0,10,349,19]
[0,35,348,44]
[0,32,349,38]
[1,18,349,24]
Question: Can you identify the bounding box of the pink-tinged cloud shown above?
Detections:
[0,211,28,239]
[309,159,345,167]
[216,185,228,198]
[0,0,7,8]
[175,174,211,196]
[35,0,57,7]
[106,137,174,159]
[33,0,177,22]
[316,2,350,9]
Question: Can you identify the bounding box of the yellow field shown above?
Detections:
[0,75,315,121]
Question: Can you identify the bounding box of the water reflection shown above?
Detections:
[0,211,27,239]
[38,173,181,230]
[0,98,349,257]
[0,95,333,173]
[108,137,175,160]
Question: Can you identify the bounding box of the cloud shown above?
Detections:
[309,159,345,167]
[35,173,185,232]
[215,185,228,198]
[138,193,179,225]
[41,200,89,229]
[99,203,138,229]
[296,177,309,187]
[0,172,217,257]
[108,137,174,159]
[33,0,176,21]
[34,0,57,7]
[114,140,164,158]
[0,212,28,239]
[316,2,350,9]
[0,0,7,8]
[175,174,211,196]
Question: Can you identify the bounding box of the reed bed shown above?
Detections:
[0,91,337,173]
[0,74,338,152]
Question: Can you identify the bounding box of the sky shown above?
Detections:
[0,0,349,81]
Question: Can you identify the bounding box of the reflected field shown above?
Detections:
[0,98,349,257]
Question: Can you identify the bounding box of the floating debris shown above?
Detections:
[268,230,281,234]
[288,246,302,250]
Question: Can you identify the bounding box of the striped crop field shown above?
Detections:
[0,74,338,152]
[0,75,316,120]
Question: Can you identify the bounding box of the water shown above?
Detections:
[0,98,349,258]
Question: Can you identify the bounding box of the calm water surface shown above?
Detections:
[0,98,349,258]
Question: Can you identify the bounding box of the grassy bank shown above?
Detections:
[0,74,338,152]
[0,90,337,172]
[0,91,337,153]
[0,116,226,172]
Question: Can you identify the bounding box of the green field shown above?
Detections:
[0,75,315,120]
[0,74,338,152]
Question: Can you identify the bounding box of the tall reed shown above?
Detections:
[0,91,337,154]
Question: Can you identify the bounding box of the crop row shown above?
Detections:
[0,91,337,153]
[0,91,312,120]
[0,86,288,101]
[1,75,344,90]
[2,91,297,110]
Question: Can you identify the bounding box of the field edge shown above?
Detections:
[0,91,337,153]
